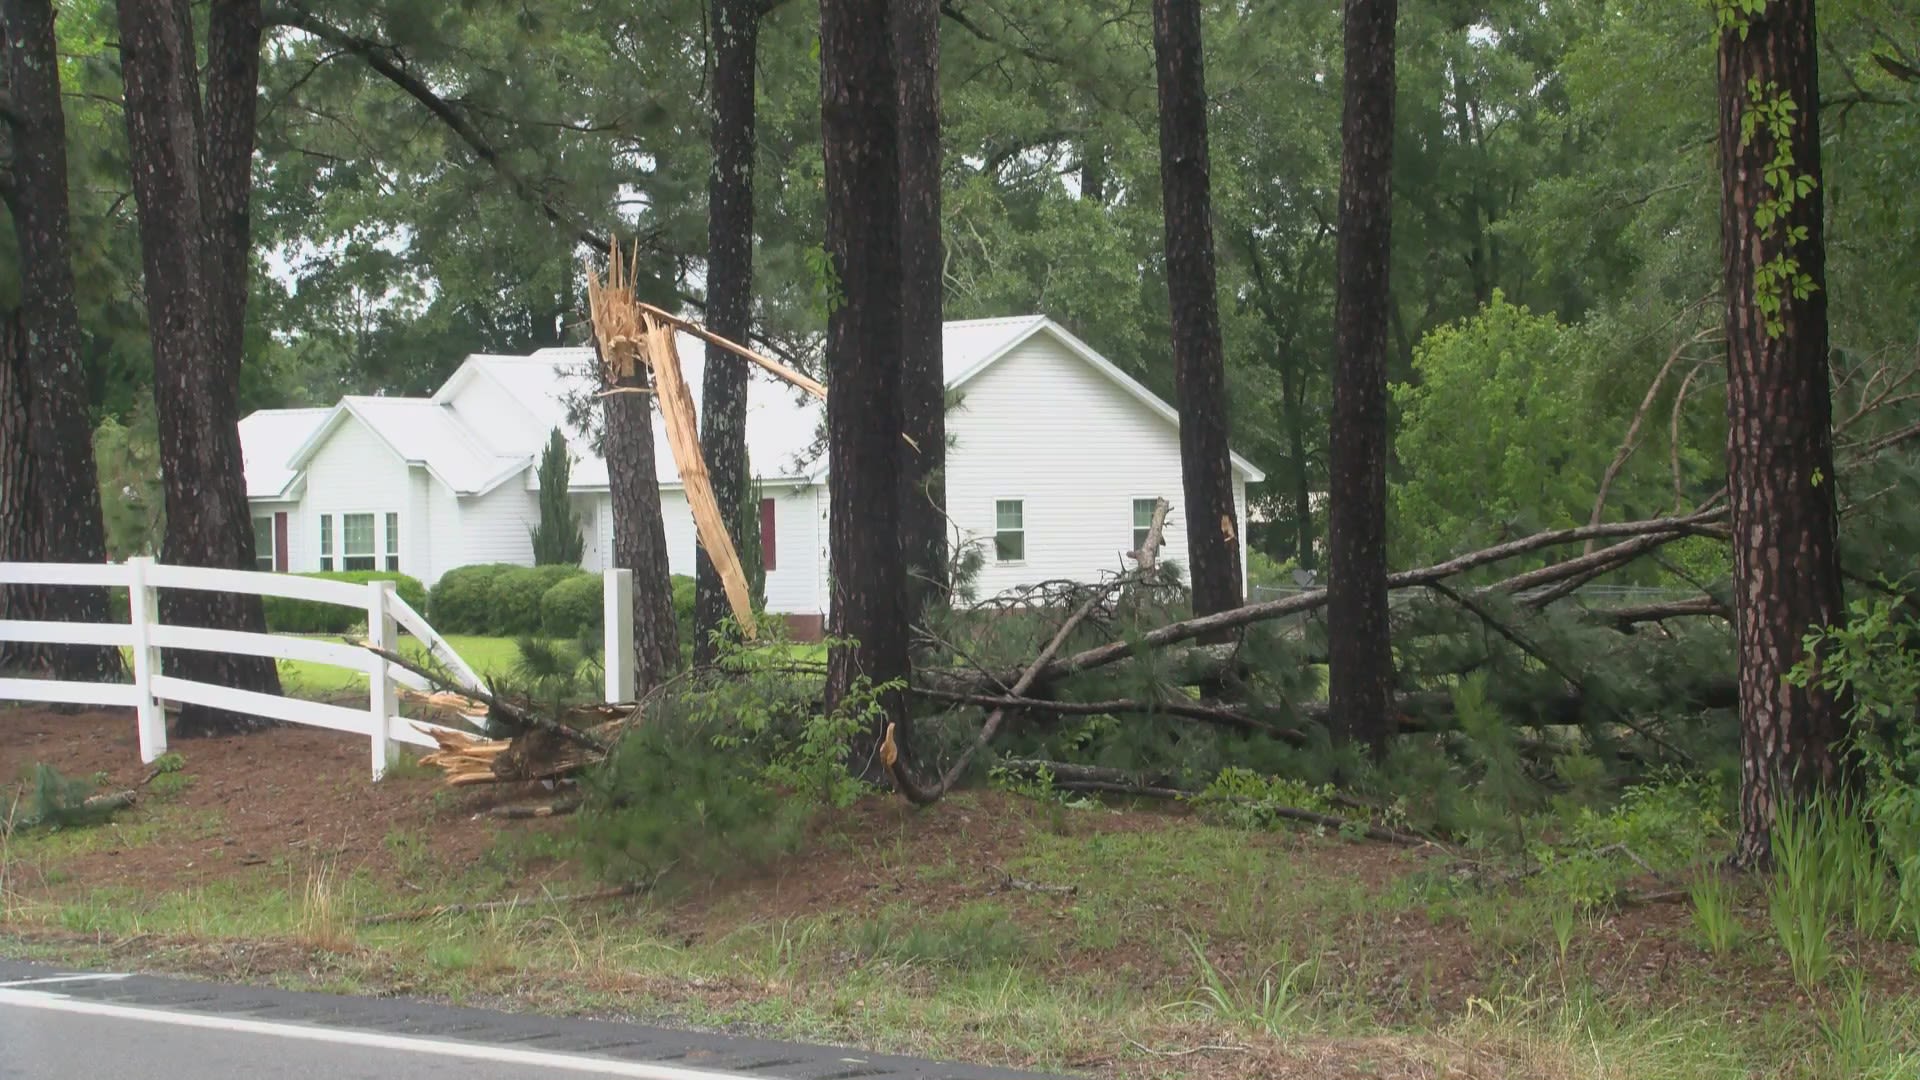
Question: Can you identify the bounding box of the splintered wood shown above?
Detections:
[585,240,764,637]
[412,724,598,786]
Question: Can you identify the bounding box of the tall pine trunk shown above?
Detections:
[820,0,907,757]
[603,359,681,688]
[1150,0,1241,620]
[1327,0,1397,754]
[1716,0,1848,869]
[119,0,281,736]
[895,0,947,611]
[0,310,48,674]
[3,0,122,680]
[692,0,759,663]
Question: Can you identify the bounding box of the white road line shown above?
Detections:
[0,973,131,988]
[0,987,777,1079]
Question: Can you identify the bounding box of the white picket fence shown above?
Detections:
[0,558,487,779]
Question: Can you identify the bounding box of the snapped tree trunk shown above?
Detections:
[692,0,759,664]
[895,0,948,612]
[1715,0,1849,868]
[118,0,281,735]
[821,0,908,762]
[1151,0,1242,622]
[1327,0,1397,755]
[4,0,122,681]
[603,363,681,688]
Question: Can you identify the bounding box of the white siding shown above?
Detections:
[585,482,822,614]
[573,494,602,573]
[456,480,540,568]
[426,480,461,585]
[406,466,432,580]
[302,417,410,574]
[761,484,821,615]
[944,335,1216,599]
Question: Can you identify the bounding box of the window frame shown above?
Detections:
[993,499,1025,564]
[251,515,275,573]
[1132,498,1161,554]
[341,512,377,572]
[384,512,400,572]
[318,514,334,571]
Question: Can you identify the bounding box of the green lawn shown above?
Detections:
[275,634,529,699]
[274,635,826,699]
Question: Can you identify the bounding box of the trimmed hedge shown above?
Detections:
[496,565,587,636]
[540,572,604,639]
[429,562,700,644]
[427,563,524,634]
[262,571,427,635]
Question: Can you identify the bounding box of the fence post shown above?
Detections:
[367,580,398,780]
[603,567,634,703]
[126,557,165,763]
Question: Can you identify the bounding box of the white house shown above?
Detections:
[239,315,1265,637]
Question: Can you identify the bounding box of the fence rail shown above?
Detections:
[0,558,471,779]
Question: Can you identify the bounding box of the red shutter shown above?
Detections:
[273,512,289,572]
[760,498,777,572]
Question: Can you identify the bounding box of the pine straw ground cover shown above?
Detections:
[2,707,1916,1080]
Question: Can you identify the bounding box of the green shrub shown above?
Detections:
[494,565,584,637]
[576,634,882,885]
[262,571,427,634]
[428,563,523,634]
[540,573,605,639]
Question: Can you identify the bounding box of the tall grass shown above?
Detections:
[1768,797,1900,989]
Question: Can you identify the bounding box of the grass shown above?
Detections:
[4,780,1918,1078]
[274,634,530,699]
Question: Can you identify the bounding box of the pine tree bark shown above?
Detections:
[1150,0,1241,621]
[1327,0,1397,754]
[1716,0,1849,869]
[820,0,907,757]
[0,310,49,674]
[4,0,123,681]
[895,0,947,611]
[603,362,681,688]
[692,0,759,664]
[118,0,281,736]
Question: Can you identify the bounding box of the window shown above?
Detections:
[384,512,400,571]
[993,499,1024,562]
[1132,499,1161,553]
[342,513,376,571]
[318,514,333,571]
[252,516,275,572]
[760,498,777,572]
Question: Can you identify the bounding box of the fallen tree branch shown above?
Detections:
[911,687,1304,743]
[357,882,643,926]
[927,510,1728,694]
[352,640,608,755]
[485,800,582,820]
[888,575,1128,804]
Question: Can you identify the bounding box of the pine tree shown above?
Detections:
[895,0,947,610]
[2,0,123,680]
[1150,0,1243,620]
[531,427,584,566]
[693,0,761,663]
[118,0,281,734]
[1714,0,1849,868]
[1327,0,1398,755]
[820,0,908,755]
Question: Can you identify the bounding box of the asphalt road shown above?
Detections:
[0,962,1056,1080]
